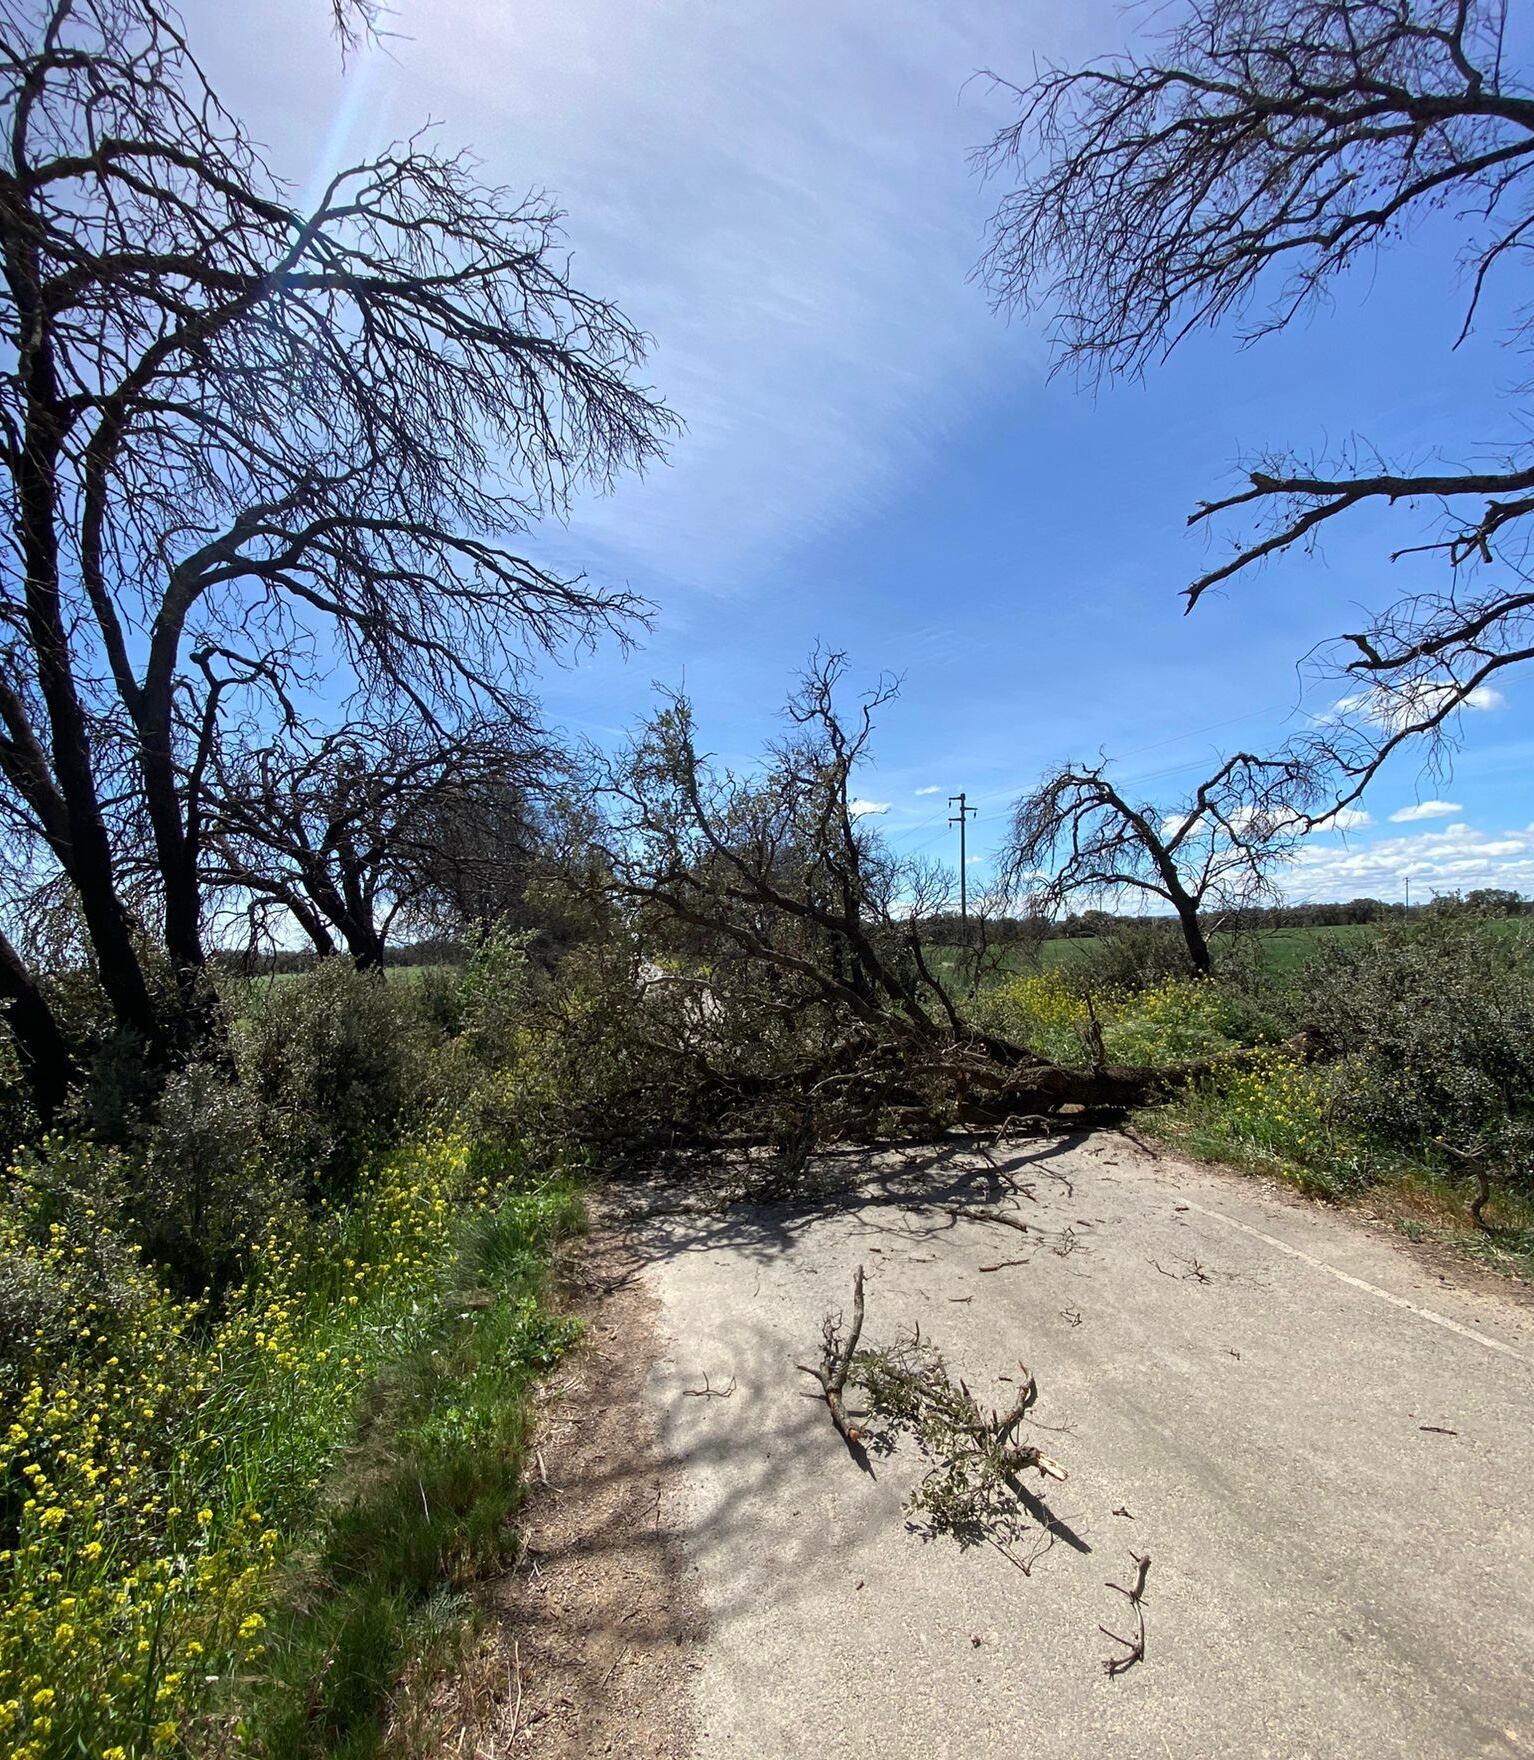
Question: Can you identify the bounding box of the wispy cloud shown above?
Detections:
[849,798,891,818]
[1315,807,1372,831]
[914,785,942,796]
[1389,799,1463,822]
[1331,681,1506,733]
[368,0,1094,594]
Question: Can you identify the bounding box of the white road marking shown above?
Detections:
[1173,1192,1529,1365]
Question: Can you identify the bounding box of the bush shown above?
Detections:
[130,1066,294,1296]
[1294,905,1534,1192]
[234,962,436,1193]
[1058,920,1199,993]
[0,1135,145,1383]
[0,1131,582,1760]
[457,924,538,1069]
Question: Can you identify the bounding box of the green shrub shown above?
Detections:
[1295,903,1534,1192]
[130,1066,294,1295]
[1057,920,1198,993]
[457,924,538,1068]
[234,961,435,1193]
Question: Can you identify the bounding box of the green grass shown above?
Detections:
[928,917,1534,989]
[0,1135,583,1760]
[247,1178,583,1760]
[928,921,1398,986]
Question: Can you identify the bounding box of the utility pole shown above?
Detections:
[949,792,977,930]
[1404,874,1411,912]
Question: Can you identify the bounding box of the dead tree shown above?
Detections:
[1004,752,1327,975]
[201,716,546,968]
[0,0,674,1115]
[979,0,1534,795]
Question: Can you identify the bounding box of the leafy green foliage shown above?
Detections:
[1295,903,1534,1189]
[234,961,437,1192]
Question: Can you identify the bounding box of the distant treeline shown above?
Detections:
[920,890,1527,947]
[214,889,1528,975]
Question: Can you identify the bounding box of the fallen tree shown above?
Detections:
[541,653,1318,1167]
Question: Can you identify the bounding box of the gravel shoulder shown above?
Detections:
[632,1133,1534,1760]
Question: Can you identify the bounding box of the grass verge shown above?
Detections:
[1145,1058,1534,1284]
[0,1134,584,1760]
[244,1177,584,1759]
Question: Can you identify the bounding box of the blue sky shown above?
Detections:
[191,0,1534,903]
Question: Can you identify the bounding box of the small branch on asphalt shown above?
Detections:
[797,1265,870,1464]
[945,1204,1033,1236]
[1100,1552,1152,1678]
[682,1372,737,1399]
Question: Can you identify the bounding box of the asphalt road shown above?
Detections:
[634,1135,1534,1759]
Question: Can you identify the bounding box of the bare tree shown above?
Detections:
[201,716,545,969]
[978,0,1534,780]
[0,0,675,1114]
[1005,753,1325,974]
[401,773,556,944]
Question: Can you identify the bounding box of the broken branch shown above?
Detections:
[796,1265,868,1455]
[1100,1551,1151,1678]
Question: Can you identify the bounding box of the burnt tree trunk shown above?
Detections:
[0,927,74,1125]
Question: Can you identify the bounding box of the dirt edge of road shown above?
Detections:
[445,1220,702,1758]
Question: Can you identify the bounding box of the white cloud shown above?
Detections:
[1314,807,1372,831]
[914,785,942,796]
[1389,800,1463,822]
[1280,819,1534,900]
[849,798,891,818]
[1332,681,1506,734]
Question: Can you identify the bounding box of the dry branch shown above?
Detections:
[1100,1552,1151,1678]
[797,1266,868,1455]
[944,1204,1032,1235]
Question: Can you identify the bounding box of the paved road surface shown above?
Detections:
[634,1136,1534,1759]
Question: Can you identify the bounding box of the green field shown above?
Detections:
[927,917,1533,987]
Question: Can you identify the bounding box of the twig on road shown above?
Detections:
[1101,1552,1151,1678]
[682,1372,737,1399]
[797,1266,872,1469]
[945,1204,1032,1235]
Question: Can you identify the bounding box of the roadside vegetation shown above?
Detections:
[0,953,583,1760]
[960,905,1534,1282]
